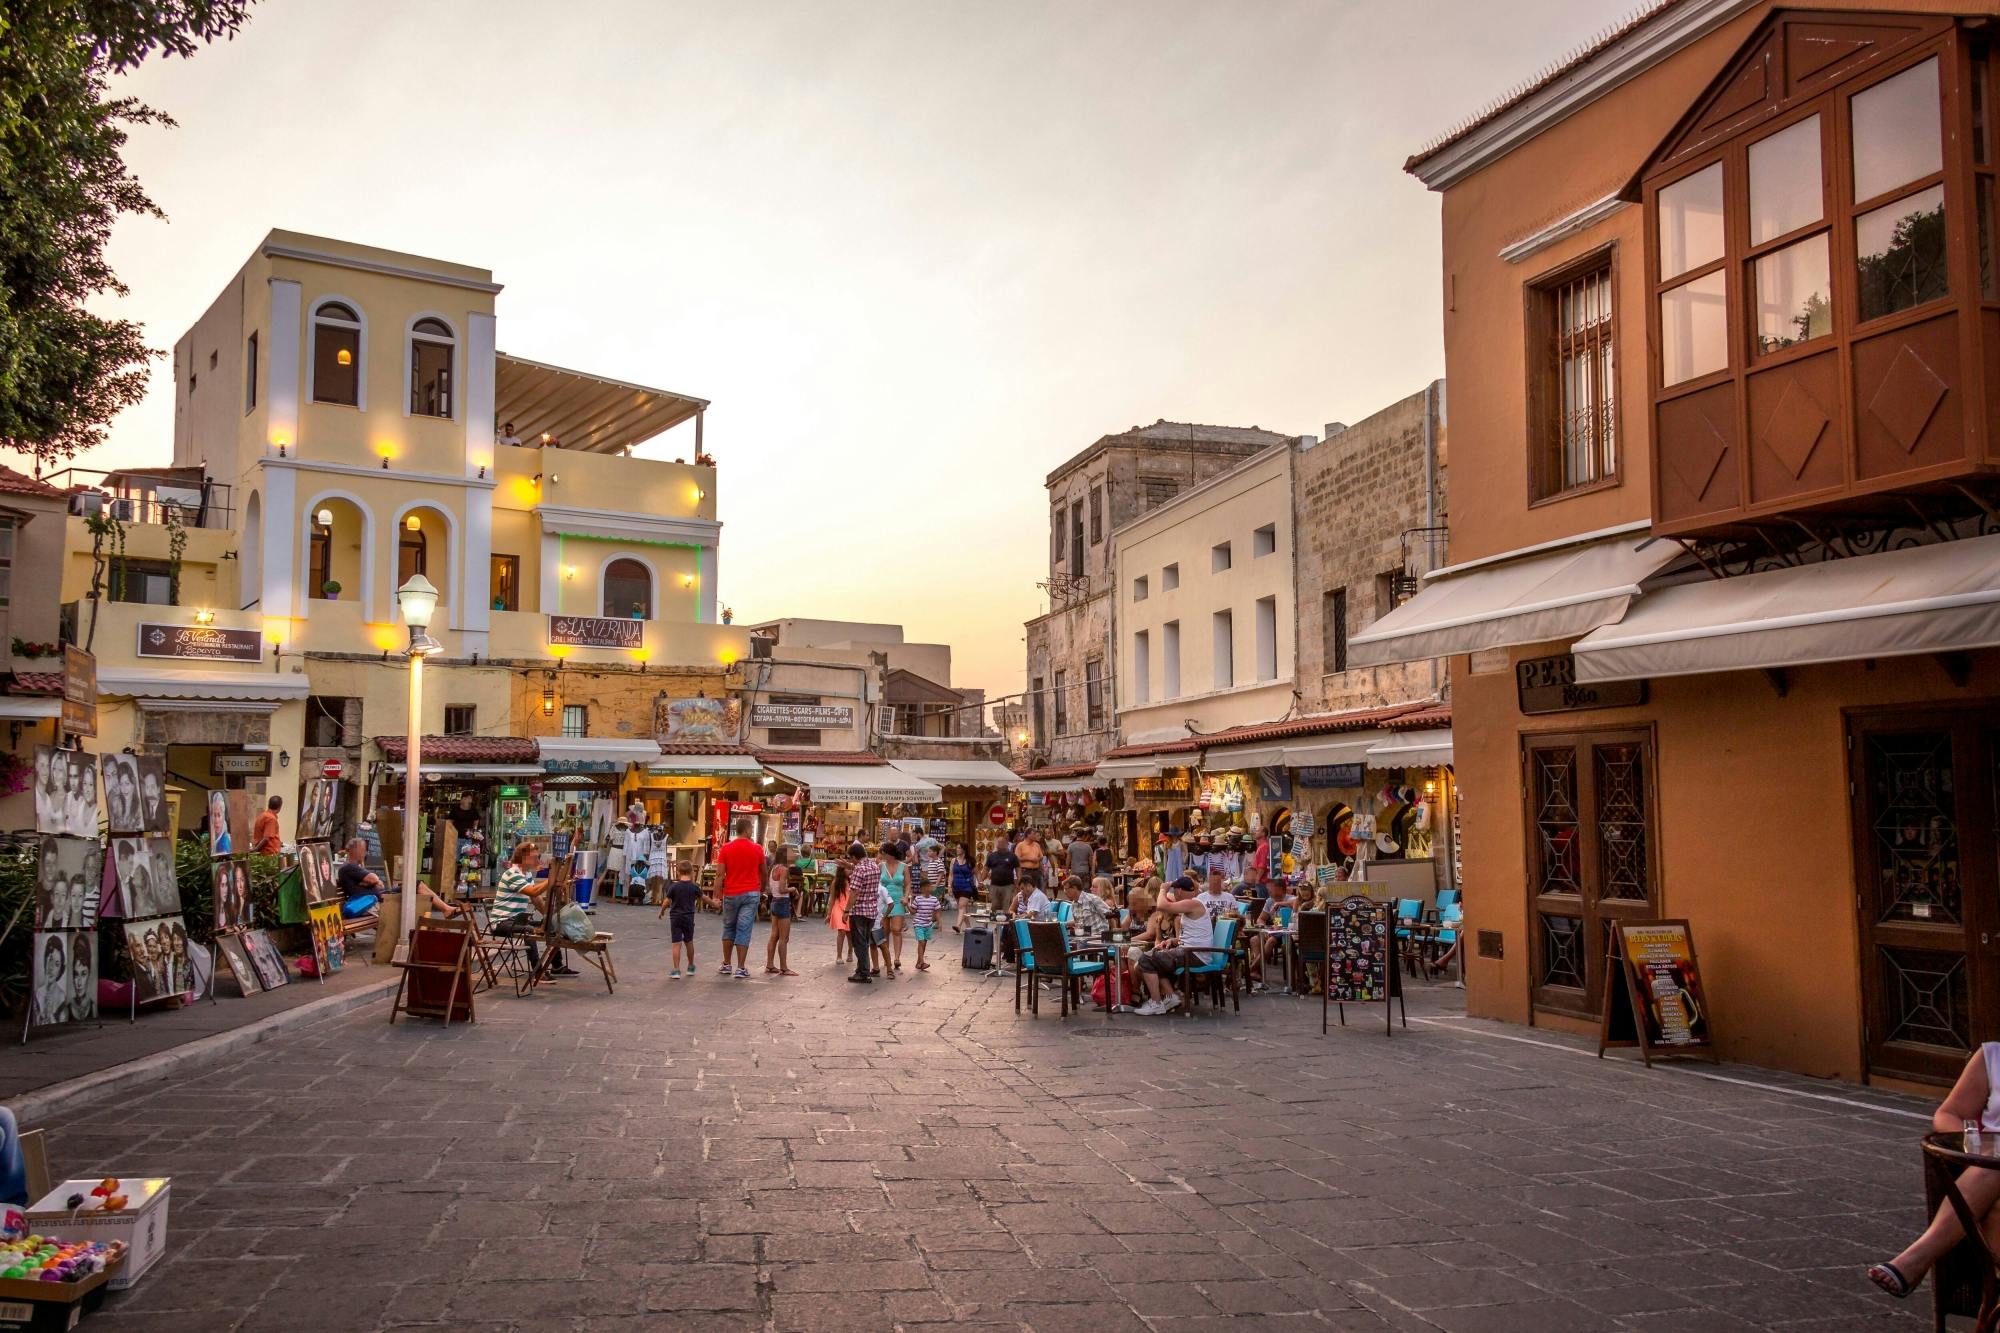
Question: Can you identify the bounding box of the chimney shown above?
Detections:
[1323,422,1348,438]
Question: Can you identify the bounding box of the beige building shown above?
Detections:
[0,466,77,829]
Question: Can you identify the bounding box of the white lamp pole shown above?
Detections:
[395,574,442,957]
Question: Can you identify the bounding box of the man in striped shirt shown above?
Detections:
[845,842,881,985]
[492,842,576,977]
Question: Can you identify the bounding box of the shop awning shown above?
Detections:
[1365,729,1454,767]
[96,668,311,702]
[0,698,58,720]
[537,738,664,772]
[1349,526,1681,667]
[649,752,763,777]
[885,758,1023,790]
[1281,735,1379,767]
[1572,534,2000,683]
[384,762,543,777]
[763,762,943,804]
[1020,775,1094,795]
[1094,757,1167,782]
[1201,743,1287,770]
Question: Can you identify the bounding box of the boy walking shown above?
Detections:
[910,882,943,971]
[665,861,700,979]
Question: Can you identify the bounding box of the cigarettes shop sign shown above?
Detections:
[751,702,854,728]
[1516,653,1645,716]
[137,622,262,662]
[548,615,645,650]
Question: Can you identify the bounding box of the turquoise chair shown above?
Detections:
[1174,918,1243,1015]
[1276,905,1294,930]
[1025,920,1109,1017]
[1394,899,1422,942]
[1435,888,1461,917]
[1054,900,1074,926]
[1011,918,1038,1014]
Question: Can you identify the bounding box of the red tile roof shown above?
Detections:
[373,735,540,763]
[1017,763,1100,781]
[754,749,885,767]
[1103,702,1441,760]
[8,672,64,697]
[1405,0,1686,174]
[0,466,63,499]
[653,742,754,755]
[1384,704,1452,731]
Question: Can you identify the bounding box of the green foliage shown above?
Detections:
[0,0,253,467]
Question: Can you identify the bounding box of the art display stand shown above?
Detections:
[1322,893,1405,1037]
[1598,918,1719,1067]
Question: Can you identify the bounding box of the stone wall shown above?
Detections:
[1024,591,1112,767]
[511,663,736,741]
[1294,382,1449,714]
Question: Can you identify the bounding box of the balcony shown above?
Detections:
[487,610,748,667]
[48,466,234,529]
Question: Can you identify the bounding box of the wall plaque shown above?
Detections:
[751,702,854,728]
[1516,653,1645,715]
[548,615,644,650]
[136,623,262,662]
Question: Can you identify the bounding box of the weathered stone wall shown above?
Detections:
[1294,382,1449,714]
[1024,591,1112,767]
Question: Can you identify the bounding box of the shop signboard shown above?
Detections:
[1323,893,1407,1036]
[548,614,645,650]
[750,702,854,728]
[61,645,97,738]
[1296,763,1364,789]
[136,622,262,662]
[657,695,741,742]
[544,758,618,773]
[1517,653,1646,715]
[1600,919,1718,1066]
[1258,766,1292,801]
[1131,771,1192,802]
[210,750,272,778]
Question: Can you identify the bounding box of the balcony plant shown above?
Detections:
[321,580,341,599]
[9,638,58,660]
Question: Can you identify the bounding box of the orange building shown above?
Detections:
[1365,1,2000,1087]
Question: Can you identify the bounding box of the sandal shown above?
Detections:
[764,966,780,974]
[1867,1263,1913,1299]
[917,961,930,971]
[780,969,799,976]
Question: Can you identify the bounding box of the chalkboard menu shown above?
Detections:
[1327,895,1389,1002]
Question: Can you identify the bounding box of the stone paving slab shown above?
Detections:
[19,903,1942,1330]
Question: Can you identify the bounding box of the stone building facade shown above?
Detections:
[1024,420,1289,768]
[1293,382,1448,714]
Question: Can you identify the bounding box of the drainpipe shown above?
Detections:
[1423,380,1443,700]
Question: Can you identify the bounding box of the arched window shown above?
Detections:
[398,524,427,584]
[603,558,651,620]
[409,317,454,418]
[311,301,361,406]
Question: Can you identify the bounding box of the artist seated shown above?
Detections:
[338,838,458,919]
[491,842,577,977]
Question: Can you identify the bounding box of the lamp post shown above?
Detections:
[395,574,442,957]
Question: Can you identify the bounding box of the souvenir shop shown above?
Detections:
[1288,730,1456,898]
[370,760,542,893]
[633,751,769,870]
[1015,770,1101,848]
[1102,762,1197,856]
[761,760,943,853]
[882,758,1026,861]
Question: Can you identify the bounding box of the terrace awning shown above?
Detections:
[1365,729,1455,767]
[763,762,943,804]
[649,752,764,777]
[885,758,1023,790]
[1094,757,1168,782]
[495,353,707,455]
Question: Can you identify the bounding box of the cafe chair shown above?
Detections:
[1011,918,1038,1014]
[1173,918,1243,1016]
[1024,921,1109,1019]
[1295,910,1329,1002]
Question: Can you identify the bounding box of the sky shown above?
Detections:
[78,0,1612,704]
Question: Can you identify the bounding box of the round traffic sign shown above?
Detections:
[320,759,344,779]
[988,804,1006,826]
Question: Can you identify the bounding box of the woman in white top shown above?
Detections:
[1870,1042,2000,1298]
[763,848,796,977]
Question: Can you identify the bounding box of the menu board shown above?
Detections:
[1327,896,1388,1002]
[1600,919,1718,1066]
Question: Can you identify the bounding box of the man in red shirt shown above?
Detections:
[250,795,284,855]
[713,820,766,979]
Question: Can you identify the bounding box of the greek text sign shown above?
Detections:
[751,702,855,728]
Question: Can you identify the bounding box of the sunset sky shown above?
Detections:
[77,0,1613,703]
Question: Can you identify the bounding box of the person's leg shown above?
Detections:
[766,915,780,973]
[718,901,735,974]
[776,917,791,972]
[1885,1165,2000,1284]
[849,915,873,978]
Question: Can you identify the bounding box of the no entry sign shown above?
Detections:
[988,805,1006,826]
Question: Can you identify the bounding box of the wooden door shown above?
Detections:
[1525,728,1661,1017]
[1852,708,2000,1083]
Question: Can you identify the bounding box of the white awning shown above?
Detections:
[764,763,943,804]
[1281,736,1378,768]
[1021,775,1095,795]
[1349,531,1681,667]
[96,668,311,702]
[648,753,763,777]
[0,698,58,720]
[1201,743,1287,770]
[537,738,664,770]
[385,762,543,777]
[494,353,707,454]
[1365,729,1455,767]
[1095,757,1168,782]
[885,758,1023,790]
[1573,535,2000,683]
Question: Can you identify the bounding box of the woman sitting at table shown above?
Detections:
[1870,1044,2000,1298]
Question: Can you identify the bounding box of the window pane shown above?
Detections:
[1983,177,1998,301]
[1852,57,1941,202]
[1660,270,1728,385]
[1856,184,1947,321]
[1658,163,1724,279]
[1531,747,1580,896]
[313,325,359,405]
[411,339,451,417]
[1975,54,1990,166]
[1754,233,1833,354]
[1748,115,1822,244]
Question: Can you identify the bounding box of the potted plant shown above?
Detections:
[321,580,342,599]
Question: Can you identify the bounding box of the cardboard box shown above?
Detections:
[26,1179,169,1291]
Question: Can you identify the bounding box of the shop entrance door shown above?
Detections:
[1851,708,2000,1084]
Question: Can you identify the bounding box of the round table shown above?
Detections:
[1924,1131,2000,1331]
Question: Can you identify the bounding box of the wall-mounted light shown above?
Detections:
[547,473,559,485]
[276,443,288,458]
[540,432,552,444]
[279,750,291,768]
[405,514,421,531]
[193,608,215,625]
[477,464,487,479]
[562,564,576,581]
[693,487,706,502]
[681,574,695,588]
[315,508,333,528]
[380,456,390,470]
[541,673,558,717]
[336,348,353,366]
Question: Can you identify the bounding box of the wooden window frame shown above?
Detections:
[490,554,520,612]
[1525,244,1622,506]
[1326,587,1348,674]
[443,705,476,737]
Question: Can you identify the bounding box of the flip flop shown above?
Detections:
[780,969,799,976]
[1867,1262,1913,1298]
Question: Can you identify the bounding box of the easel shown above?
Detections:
[1598,918,1719,1067]
[1323,895,1405,1036]
[515,855,616,996]
[390,917,475,1026]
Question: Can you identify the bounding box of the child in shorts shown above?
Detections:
[910,884,943,972]
[665,862,700,978]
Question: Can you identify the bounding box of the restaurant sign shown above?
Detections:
[548,614,644,650]
[751,702,854,728]
[1517,653,1645,715]
[1130,771,1192,801]
[61,645,96,738]
[137,622,262,662]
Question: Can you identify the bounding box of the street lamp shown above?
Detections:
[395,574,442,956]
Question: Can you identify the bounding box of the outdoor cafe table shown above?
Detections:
[1924,1131,2000,1331]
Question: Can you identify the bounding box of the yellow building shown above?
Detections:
[52,230,749,843]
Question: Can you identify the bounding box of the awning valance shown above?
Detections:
[537,738,664,772]
[96,668,311,702]
[764,762,943,804]
[1021,775,1094,795]
[648,753,763,777]
[1201,743,1287,770]
[384,762,543,777]
[1095,757,1168,782]
[1573,535,2000,683]
[1281,736,1378,768]
[1349,530,1680,667]
[885,758,1023,790]
[0,698,58,720]
[1365,729,1455,767]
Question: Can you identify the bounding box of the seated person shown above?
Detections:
[337,838,457,918]
[1134,876,1217,1015]
[1011,879,1052,919]
[1070,877,1113,937]
[1872,1044,2000,1300]
[490,842,577,978]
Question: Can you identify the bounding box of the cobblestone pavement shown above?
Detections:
[35,907,1936,1331]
